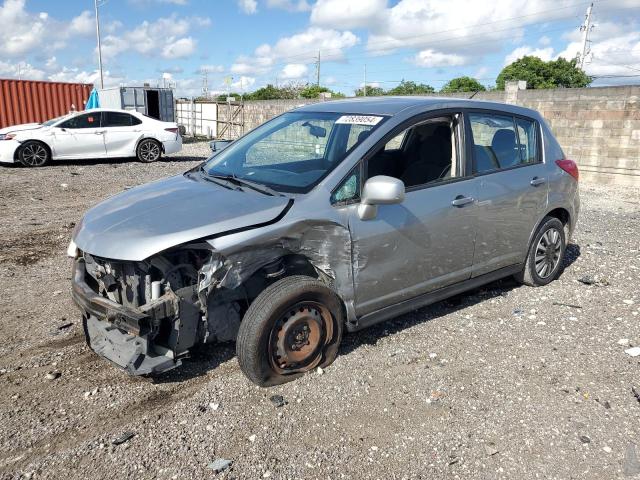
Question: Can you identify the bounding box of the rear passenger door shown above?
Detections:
[468,111,548,276]
[102,111,142,157]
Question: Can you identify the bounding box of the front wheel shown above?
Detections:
[515,216,566,287]
[236,275,344,387]
[136,139,161,163]
[19,141,50,167]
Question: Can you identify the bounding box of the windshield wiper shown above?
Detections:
[205,170,281,197]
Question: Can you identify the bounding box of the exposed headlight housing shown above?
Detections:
[67,239,79,258]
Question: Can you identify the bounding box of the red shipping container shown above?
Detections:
[0,79,93,129]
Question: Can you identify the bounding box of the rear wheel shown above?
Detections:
[18,141,50,167]
[136,139,161,163]
[515,216,566,286]
[236,275,344,387]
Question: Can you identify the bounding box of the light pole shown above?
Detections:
[94,0,104,89]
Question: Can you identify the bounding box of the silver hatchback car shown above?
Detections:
[69,97,579,386]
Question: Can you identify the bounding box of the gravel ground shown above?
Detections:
[0,140,639,480]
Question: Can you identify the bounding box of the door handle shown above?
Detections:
[451,195,474,207]
[530,177,546,186]
[94,130,106,135]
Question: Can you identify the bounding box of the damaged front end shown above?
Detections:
[72,245,243,375]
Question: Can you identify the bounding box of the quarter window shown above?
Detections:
[331,165,361,204]
[515,117,538,164]
[469,113,539,173]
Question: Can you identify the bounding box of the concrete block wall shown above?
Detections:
[212,86,640,186]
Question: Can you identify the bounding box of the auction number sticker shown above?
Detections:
[335,115,383,126]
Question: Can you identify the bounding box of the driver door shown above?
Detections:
[52,112,107,158]
[341,113,479,316]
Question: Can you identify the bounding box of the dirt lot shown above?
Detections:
[0,142,639,480]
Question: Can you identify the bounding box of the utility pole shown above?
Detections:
[316,50,321,86]
[578,3,594,69]
[201,69,209,98]
[94,0,104,89]
[363,64,367,96]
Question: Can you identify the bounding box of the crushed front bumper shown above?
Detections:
[72,258,181,375]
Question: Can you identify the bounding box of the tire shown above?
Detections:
[136,139,162,163]
[236,275,344,387]
[515,216,566,287]
[18,141,50,167]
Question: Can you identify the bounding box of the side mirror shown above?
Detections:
[358,175,405,220]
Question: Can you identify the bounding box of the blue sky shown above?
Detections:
[1,0,639,96]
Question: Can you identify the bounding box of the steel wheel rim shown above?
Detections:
[22,144,47,166]
[140,141,160,161]
[269,301,333,375]
[534,227,562,279]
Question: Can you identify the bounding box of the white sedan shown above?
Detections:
[0,109,182,167]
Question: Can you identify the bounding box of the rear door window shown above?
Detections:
[102,111,135,127]
[469,113,539,173]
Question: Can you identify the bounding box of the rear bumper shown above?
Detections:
[0,140,19,163]
[72,258,181,375]
[163,136,182,155]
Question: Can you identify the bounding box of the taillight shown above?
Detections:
[165,127,179,134]
[555,159,579,181]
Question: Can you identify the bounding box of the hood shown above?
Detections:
[0,123,44,135]
[73,173,292,261]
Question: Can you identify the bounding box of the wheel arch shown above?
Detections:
[136,136,164,154]
[524,207,571,261]
[15,139,53,161]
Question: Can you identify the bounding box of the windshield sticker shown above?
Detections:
[335,115,383,126]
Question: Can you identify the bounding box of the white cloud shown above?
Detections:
[311,0,387,30]
[474,66,489,79]
[504,46,554,65]
[231,27,359,75]
[0,0,49,56]
[101,15,207,60]
[237,0,258,14]
[412,49,467,67]
[538,35,551,46]
[0,59,46,80]
[200,64,225,73]
[68,10,94,36]
[280,63,309,80]
[162,37,196,59]
[231,75,256,91]
[556,22,640,79]
[358,0,639,68]
[267,0,311,11]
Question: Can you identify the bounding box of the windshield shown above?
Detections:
[42,114,73,126]
[202,111,386,193]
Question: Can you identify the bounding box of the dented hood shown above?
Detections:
[0,123,45,135]
[73,173,291,261]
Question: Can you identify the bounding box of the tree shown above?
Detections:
[355,86,386,96]
[496,56,592,90]
[440,76,486,93]
[246,84,293,100]
[216,92,241,102]
[387,80,435,95]
[298,84,345,99]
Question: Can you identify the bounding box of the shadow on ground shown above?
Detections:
[153,242,581,384]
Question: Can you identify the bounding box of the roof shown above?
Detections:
[295,96,540,118]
